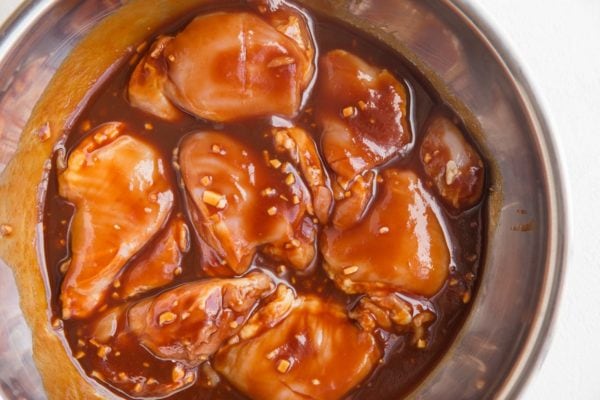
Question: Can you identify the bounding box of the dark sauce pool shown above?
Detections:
[42,2,486,399]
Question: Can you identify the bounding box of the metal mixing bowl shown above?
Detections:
[0,0,567,399]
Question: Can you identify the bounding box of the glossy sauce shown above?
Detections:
[42,2,486,399]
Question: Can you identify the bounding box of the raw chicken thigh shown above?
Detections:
[85,272,274,398]
[315,50,412,229]
[316,49,411,183]
[129,7,315,122]
[215,294,381,400]
[128,36,182,121]
[270,126,333,224]
[420,114,485,210]
[128,271,274,363]
[58,122,174,319]
[179,131,317,274]
[321,169,450,297]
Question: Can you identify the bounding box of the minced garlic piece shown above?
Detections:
[276,359,291,373]
[200,176,212,186]
[445,160,459,185]
[91,370,104,380]
[343,265,359,275]
[203,190,227,209]
[158,311,177,326]
[97,345,111,358]
[285,173,296,186]
[342,106,356,118]
[172,365,185,382]
[261,187,276,197]
[267,206,278,216]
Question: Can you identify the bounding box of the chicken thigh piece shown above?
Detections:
[118,217,189,300]
[349,292,414,332]
[316,50,412,183]
[321,169,450,298]
[270,126,332,224]
[179,131,317,274]
[348,292,437,348]
[58,122,174,319]
[128,271,274,364]
[128,36,182,121]
[314,50,412,229]
[420,114,485,210]
[86,306,199,397]
[128,7,315,122]
[330,172,374,230]
[215,295,381,400]
[83,273,273,398]
[261,2,315,85]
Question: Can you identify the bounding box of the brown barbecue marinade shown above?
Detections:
[42,1,487,399]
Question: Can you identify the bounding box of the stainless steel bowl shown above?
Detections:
[0,0,567,399]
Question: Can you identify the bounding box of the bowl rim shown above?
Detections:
[445,0,570,398]
[0,0,570,399]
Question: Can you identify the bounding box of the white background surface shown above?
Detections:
[0,1,598,399]
[474,2,600,399]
